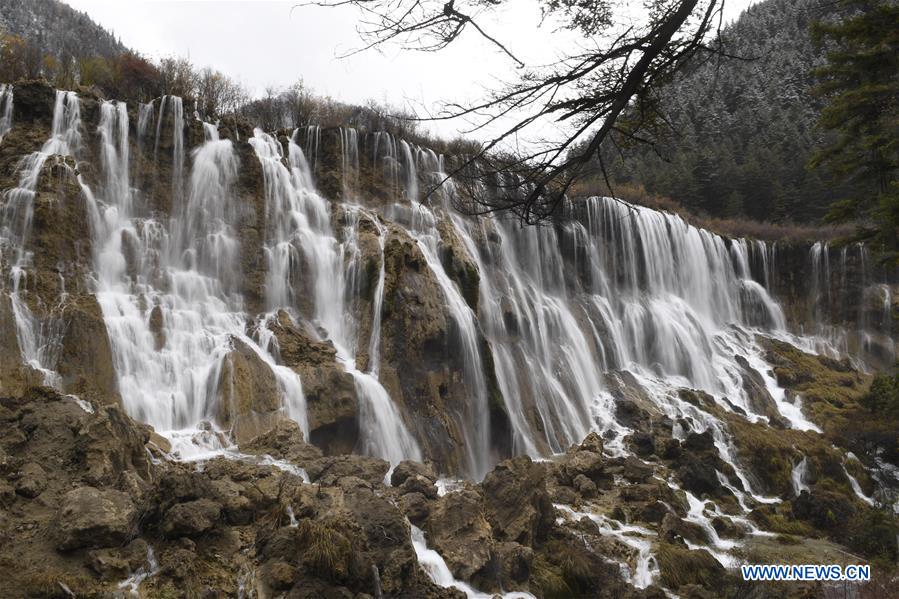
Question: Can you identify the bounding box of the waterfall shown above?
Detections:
[250,128,419,464]
[791,456,810,496]
[91,103,305,450]
[339,127,360,200]
[382,149,493,477]
[1,90,82,385]
[807,240,897,366]
[0,84,12,143]
[372,131,400,198]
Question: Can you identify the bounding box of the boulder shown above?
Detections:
[482,456,553,547]
[563,449,605,483]
[425,488,493,580]
[306,454,390,487]
[622,456,654,483]
[390,460,438,487]
[400,474,439,499]
[240,418,323,467]
[217,336,283,443]
[14,461,47,498]
[161,498,222,538]
[57,486,137,550]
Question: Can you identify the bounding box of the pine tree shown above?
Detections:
[810,0,899,262]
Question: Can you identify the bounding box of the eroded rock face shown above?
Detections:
[265,311,360,454]
[217,336,283,443]
[57,295,120,405]
[57,486,137,550]
[482,456,553,547]
[425,487,494,580]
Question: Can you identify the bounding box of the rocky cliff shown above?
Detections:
[0,81,897,597]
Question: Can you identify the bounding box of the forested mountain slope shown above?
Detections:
[0,0,125,63]
[604,0,850,223]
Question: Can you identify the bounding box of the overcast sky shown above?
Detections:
[62,0,758,139]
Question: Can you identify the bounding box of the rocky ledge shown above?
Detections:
[2,351,898,599]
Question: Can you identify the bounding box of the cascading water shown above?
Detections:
[808,240,897,367]
[383,147,493,478]
[1,90,83,385]
[249,128,419,464]
[90,100,305,454]
[442,192,815,487]
[0,84,12,143]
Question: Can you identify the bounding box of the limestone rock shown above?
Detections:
[57,486,137,550]
[482,456,553,547]
[217,336,282,443]
[391,459,438,487]
[162,498,222,538]
[306,454,390,487]
[425,488,493,580]
[265,311,359,453]
[240,418,323,466]
[14,461,47,498]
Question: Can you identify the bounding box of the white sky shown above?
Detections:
[62,0,758,140]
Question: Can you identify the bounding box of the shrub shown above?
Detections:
[861,374,899,417]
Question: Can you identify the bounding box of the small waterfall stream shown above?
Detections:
[0,83,12,143]
[2,90,83,385]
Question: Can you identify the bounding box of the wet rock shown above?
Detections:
[161,498,222,538]
[482,456,553,547]
[425,488,493,580]
[622,456,654,483]
[660,513,710,546]
[400,474,439,499]
[266,312,360,454]
[683,430,715,452]
[391,460,437,487]
[241,418,323,467]
[628,432,655,457]
[735,354,787,427]
[637,500,671,524]
[217,336,283,443]
[437,217,480,311]
[307,454,390,487]
[57,295,120,405]
[398,491,432,525]
[148,304,166,350]
[57,486,137,550]
[676,454,722,496]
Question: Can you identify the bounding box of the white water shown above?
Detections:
[808,240,897,367]
[249,128,419,464]
[88,100,305,449]
[555,504,659,589]
[411,525,535,599]
[0,84,12,143]
[791,456,811,496]
[3,106,890,502]
[1,90,83,385]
